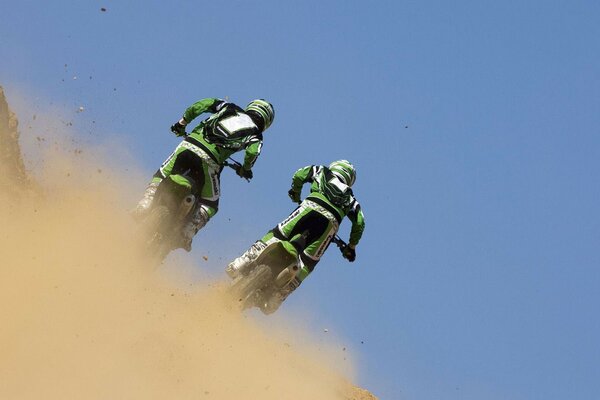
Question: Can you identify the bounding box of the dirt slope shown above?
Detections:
[0,88,379,400]
[0,86,32,194]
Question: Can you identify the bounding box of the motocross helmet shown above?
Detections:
[245,99,275,131]
[329,160,356,187]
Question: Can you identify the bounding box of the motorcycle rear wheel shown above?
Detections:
[143,205,172,264]
[144,206,170,233]
[230,264,272,310]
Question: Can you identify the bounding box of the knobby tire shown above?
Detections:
[230,264,272,310]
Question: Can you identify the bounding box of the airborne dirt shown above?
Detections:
[0,90,376,400]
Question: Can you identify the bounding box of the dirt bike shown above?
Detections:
[140,159,246,264]
[229,231,348,312]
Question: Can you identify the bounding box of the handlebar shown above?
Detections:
[331,235,348,250]
[223,158,250,182]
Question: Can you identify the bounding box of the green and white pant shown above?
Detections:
[269,198,340,279]
[152,140,221,218]
[227,198,340,282]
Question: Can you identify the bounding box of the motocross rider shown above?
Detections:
[133,98,275,251]
[226,160,365,314]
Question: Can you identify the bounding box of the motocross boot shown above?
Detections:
[179,205,210,252]
[260,277,301,315]
[131,181,160,220]
[225,240,267,279]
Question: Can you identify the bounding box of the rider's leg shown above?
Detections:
[132,177,162,219]
[258,200,339,313]
[132,142,189,218]
[226,229,282,279]
[179,154,221,251]
[296,222,337,277]
[276,201,338,264]
[226,239,269,279]
[180,204,216,251]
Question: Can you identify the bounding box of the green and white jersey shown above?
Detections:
[182,98,263,170]
[290,165,366,246]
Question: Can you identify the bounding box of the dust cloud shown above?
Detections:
[0,135,357,399]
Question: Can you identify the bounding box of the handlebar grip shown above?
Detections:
[332,236,347,250]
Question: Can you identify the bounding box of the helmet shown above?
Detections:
[245,99,275,131]
[329,160,356,187]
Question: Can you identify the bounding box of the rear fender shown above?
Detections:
[155,175,194,212]
[252,240,299,279]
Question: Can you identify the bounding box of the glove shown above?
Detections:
[236,166,253,180]
[170,119,187,136]
[342,245,356,262]
[288,189,301,203]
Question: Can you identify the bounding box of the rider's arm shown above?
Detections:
[346,199,365,247]
[290,165,318,194]
[181,98,226,123]
[242,137,263,170]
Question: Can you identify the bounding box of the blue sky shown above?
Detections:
[2,1,600,398]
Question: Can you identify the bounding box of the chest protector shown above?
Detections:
[203,103,261,150]
[316,167,354,209]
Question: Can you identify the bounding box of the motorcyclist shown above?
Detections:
[226,160,365,314]
[133,98,275,251]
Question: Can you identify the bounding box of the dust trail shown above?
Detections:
[0,131,356,399]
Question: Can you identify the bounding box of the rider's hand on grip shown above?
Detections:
[288,189,301,203]
[342,245,356,262]
[236,166,253,180]
[170,121,187,137]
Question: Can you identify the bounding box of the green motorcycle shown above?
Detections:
[140,173,200,263]
[229,231,347,312]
